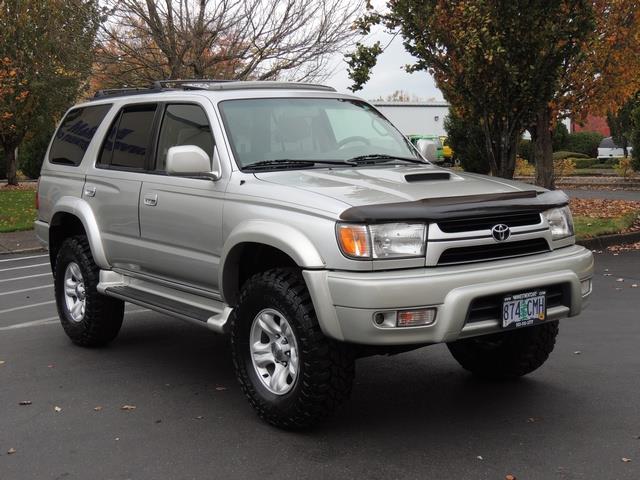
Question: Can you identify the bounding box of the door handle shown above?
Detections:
[143,193,158,206]
[84,186,96,198]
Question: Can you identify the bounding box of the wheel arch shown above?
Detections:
[220,221,325,306]
[49,197,109,270]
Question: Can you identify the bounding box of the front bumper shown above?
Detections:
[303,245,593,345]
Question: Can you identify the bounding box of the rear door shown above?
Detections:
[137,101,228,293]
[84,103,159,269]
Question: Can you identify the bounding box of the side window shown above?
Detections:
[49,104,111,166]
[156,104,214,171]
[103,104,157,170]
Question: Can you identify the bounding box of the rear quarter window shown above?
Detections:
[49,104,112,166]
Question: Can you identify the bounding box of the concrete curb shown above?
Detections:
[576,231,640,250]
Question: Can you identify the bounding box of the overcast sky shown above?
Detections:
[324,20,444,102]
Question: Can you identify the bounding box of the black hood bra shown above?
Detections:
[339,190,569,223]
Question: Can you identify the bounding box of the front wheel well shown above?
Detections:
[222,243,300,306]
[49,213,87,269]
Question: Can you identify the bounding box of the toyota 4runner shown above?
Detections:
[35,80,594,429]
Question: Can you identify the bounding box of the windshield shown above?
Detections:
[218,98,421,168]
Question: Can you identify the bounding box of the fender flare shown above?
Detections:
[50,196,110,269]
[219,220,325,302]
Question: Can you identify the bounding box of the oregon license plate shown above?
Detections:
[501,290,546,329]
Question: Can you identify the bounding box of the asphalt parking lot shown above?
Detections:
[1,251,639,480]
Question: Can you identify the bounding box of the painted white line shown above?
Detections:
[0,262,49,273]
[0,309,151,331]
[0,272,50,284]
[0,254,48,263]
[0,300,55,315]
[0,284,53,296]
[0,317,58,331]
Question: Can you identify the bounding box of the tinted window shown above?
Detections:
[156,104,214,171]
[109,104,157,169]
[49,104,111,166]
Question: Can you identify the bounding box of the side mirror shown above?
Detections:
[166,145,221,180]
[416,139,439,163]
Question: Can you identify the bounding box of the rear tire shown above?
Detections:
[54,236,124,347]
[447,322,559,379]
[230,268,355,429]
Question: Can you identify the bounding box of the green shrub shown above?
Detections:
[572,158,598,169]
[632,106,640,171]
[517,139,532,162]
[0,150,5,180]
[605,157,621,166]
[18,128,54,179]
[444,111,490,174]
[553,151,589,160]
[564,131,604,157]
[592,162,615,169]
[552,122,570,151]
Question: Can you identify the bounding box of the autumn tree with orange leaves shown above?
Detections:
[531,0,640,188]
[0,0,101,185]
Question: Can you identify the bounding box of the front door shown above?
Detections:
[138,102,227,293]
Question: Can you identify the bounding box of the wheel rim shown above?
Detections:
[63,262,86,323]
[249,308,299,395]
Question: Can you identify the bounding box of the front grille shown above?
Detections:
[437,212,542,233]
[437,238,550,265]
[466,284,566,323]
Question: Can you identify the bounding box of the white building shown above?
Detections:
[372,101,450,137]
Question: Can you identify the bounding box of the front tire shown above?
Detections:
[230,269,355,429]
[54,236,124,347]
[447,322,559,379]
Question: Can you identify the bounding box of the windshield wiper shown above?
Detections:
[244,159,355,170]
[348,154,426,165]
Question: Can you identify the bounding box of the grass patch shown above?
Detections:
[0,189,37,232]
[574,213,638,240]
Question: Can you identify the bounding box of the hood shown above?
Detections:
[254,164,543,208]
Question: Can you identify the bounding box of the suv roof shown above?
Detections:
[90,80,336,101]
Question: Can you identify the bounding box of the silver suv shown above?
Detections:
[35,80,593,428]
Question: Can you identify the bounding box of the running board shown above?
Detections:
[104,285,230,334]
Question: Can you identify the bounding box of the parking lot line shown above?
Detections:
[0,254,48,263]
[0,308,151,331]
[0,284,53,296]
[0,272,51,284]
[0,262,49,273]
[0,300,55,315]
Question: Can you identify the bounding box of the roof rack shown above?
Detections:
[91,79,336,101]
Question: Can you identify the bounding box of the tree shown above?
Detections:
[346,1,593,179]
[531,1,640,188]
[0,0,101,185]
[94,0,362,89]
[444,110,489,174]
[630,105,640,171]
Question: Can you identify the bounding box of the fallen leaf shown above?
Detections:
[215,385,227,391]
[527,417,537,423]
[603,273,612,277]
[622,458,631,463]
[574,351,582,355]
[477,455,484,460]
[632,284,638,288]
[154,419,162,424]
[121,405,136,411]
[115,437,120,441]
[617,278,625,282]
[506,475,517,480]
[54,406,62,412]
[194,415,205,420]
[7,448,16,455]
[93,406,103,411]
[18,401,32,406]
[47,364,55,368]
[0,360,5,365]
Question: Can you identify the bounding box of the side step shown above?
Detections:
[104,285,230,333]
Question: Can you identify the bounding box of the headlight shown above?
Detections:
[337,223,426,259]
[543,206,574,240]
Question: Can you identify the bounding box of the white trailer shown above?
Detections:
[372,101,450,137]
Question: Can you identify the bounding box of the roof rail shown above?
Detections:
[90,79,336,101]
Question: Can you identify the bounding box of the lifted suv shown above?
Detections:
[36,80,593,429]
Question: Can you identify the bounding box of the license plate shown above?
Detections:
[501,290,546,329]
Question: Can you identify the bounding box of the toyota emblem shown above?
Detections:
[491,224,511,242]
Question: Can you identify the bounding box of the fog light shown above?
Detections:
[396,308,437,328]
[581,279,592,296]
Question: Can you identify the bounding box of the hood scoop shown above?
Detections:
[405,172,451,182]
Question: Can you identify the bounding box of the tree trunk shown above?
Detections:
[4,145,18,186]
[532,107,555,189]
